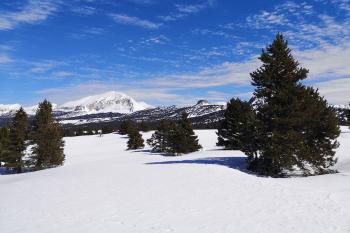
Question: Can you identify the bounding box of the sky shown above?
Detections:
[0,0,350,107]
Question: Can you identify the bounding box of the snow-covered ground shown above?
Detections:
[1,128,350,233]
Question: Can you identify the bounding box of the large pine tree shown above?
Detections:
[3,108,28,173]
[31,100,65,170]
[249,33,340,176]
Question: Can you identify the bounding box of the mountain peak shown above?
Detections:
[59,91,152,115]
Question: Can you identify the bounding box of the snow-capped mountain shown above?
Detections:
[0,104,41,116]
[58,91,152,116]
[0,91,226,127]
[0,104,22,117]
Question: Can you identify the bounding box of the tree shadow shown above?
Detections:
[0,167,33,175]
[145,156,254,175]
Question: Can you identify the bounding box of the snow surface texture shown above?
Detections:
[0,128,350,233]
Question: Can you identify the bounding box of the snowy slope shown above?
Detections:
[59,91,152,116]
[0,103,55,116]
[0,104,21,116]
[0,128,350,233]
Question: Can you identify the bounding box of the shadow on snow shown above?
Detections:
[145,156,252,174]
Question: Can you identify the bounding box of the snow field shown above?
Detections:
[0,128,349,233]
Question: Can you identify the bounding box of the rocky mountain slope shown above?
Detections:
[0,92,225,127]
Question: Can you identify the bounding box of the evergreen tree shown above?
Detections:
[169,112,202,155]
[348,102,350,127]
[217,98,258,155]
[248,33,340,176]
[127,127,144,150]
[3,108,28,173]
[147,114,201,155]
[119,120,134,135]
[147,120,176,153]
[0,126,10,167]
[31,100,65,170]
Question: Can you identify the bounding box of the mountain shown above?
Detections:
[0,92,225,128]
[58,91,152,116]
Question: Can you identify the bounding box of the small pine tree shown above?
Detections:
[248,33,340,176]
[217,98,258,153]
[170,112,202,155]
[3,108,28,173]
[0,126,10,167]
[119,120,134,135]
[31,100,65,170]
[127,128,144,150]
[348,102,350,127]
[147,114,202,155]
[147,120,176,153]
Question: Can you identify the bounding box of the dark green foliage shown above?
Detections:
[127,127,144,150]
[169,112,202,154]
[217,98,258,156]
[147,113,202,155]
[247,33,340,176]
[3,108,28,173]
[348,102,350,128]
[31,100,65,170]
[147,120,176,153]
[138,121,152,132]
[119,120,134,135]
[0,126,10,167]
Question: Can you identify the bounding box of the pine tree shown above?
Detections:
[3,108,28,173]
[217,98,258,154]
[0,126,10,167]
[248,33,340,176]
[31,100,65,170]
[147,114,202,155]
[127,127,144,150]
[170,112,202,155]
[348,102,350,127]
[147,120,176,153]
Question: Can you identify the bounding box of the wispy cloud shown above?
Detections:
[158,0,216,22]
[0,54,13,64]
[0,0,60,30]
[71,5,96,15]
[314,78,350,105]
[109,13,161,29]
[144,58,260,88]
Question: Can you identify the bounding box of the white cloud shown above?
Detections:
[53,71,74,78]
[159,0,216,22]
[0,54,13,64]
[296,42,350,79]
[0,0,59,30]
[109,13,161,29]
[314,78,350,105]
[71,6,96,15]
[145,58,260,88]
[246,10,290,29]
[35,81,185,105]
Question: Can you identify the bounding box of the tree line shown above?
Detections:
[120,112,202,155]
[0,100,65,173]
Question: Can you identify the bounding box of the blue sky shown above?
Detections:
[0,0,350,106]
